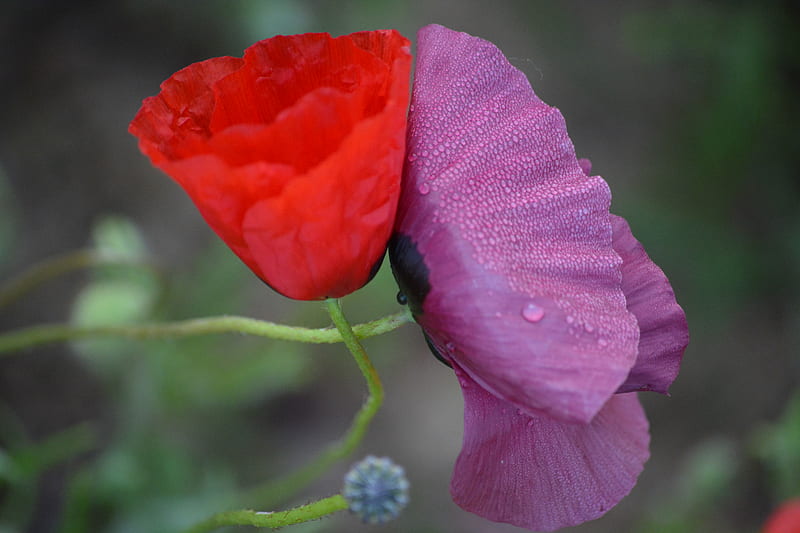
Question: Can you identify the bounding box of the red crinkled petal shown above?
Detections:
[130,57,244,164]
[159,154,296,279]
[129,30,411,300]
[451,365,649,532]
[209,32,393,133]
[242,101,404,299]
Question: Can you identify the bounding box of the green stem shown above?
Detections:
[245,298,385,508]
[0,249,150,310]
[324,298,384,444]
[0,311,412,355]
[183,494,348,533]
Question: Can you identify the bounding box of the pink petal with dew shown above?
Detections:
[450,366,650,532]
[393,24,639,423]
[611,215,689,393]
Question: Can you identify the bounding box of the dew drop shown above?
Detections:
[521,302,545,323]
[418,183,430,195]
[585,322,595,333]
[566,315,575,324]
[445,341,455,353]
[407,152,418,162]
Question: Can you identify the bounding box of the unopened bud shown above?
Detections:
[343,455,409,524]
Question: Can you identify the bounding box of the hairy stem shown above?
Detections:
[0,249,151,309]
[0,311,412,355]
[183,494,348,533]
[244,298,385,507]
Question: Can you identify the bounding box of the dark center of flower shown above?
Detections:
[388,233,430,316]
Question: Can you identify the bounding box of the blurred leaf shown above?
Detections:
[72,281,154,330]
[69,216,160,369]
[9,423,95,481]
[166,240,247,317]
[638,437,740,532]
[92,216,148,264]
[60,440,238,533]
[0,448,21,484]
[753,391,800,500]
[154,336,314,410]
[69,280,157,367]
[674,438,740,512]
[232,0,312,46]
[0,424,95,531]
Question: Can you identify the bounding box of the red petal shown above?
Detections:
[129,31,411,300]
[763,499,800,533]
[209,32,395,133]
[242,98,405,299]
[129,57,243,164]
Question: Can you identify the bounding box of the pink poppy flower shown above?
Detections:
[390,24,688,531]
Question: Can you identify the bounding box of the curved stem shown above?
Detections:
[183,494,348,533]
[0,249,151,310]
[244,298,385,507]
[0,311,412,356]
[324,298,384,444]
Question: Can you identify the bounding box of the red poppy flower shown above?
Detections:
[129,30,411,300]
[763,499,800,533]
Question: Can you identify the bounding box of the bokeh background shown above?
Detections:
[1,1,799,532]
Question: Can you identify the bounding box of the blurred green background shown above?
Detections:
[1,1,798,532]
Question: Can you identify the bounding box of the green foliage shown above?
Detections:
[2,2,799,532]
[13,217,320,532]
[753,392,800,501]
[637,438,741,533]
[70,217,159,373]
[60,443,238,533]
[0,419,96,532]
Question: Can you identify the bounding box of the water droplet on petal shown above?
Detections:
[418,183,430,195]
[407,152,418,162]
[521,302,544,323]
[585,322,594,333]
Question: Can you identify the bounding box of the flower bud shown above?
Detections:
[343,455,409,524]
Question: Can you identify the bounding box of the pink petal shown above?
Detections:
[391,24,639,424]
[577,157,593,175]
[450,366,650,531]
[611,215,689,393]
